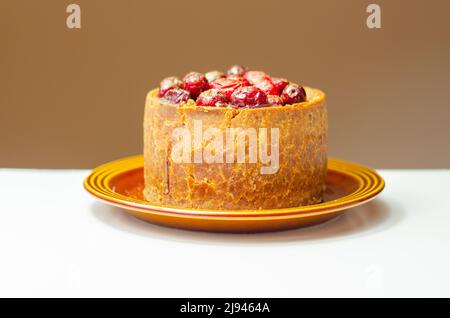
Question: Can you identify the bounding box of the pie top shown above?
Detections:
[156,65,312,109]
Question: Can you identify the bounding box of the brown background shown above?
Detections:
[1,0,449,168]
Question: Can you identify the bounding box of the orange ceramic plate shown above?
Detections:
[84,155,384,233]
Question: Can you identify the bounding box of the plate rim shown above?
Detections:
[84,155,384,219]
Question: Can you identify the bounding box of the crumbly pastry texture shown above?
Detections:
[143,87,327,210]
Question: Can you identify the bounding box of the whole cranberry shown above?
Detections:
[226,65,248,77]
[196,89,229,107]
[205,70,225,83]
[281,83,307,104]
[244,71,271,85]
[182,72,209,99]
[209,77,250,98]
[161,87,190,104]
[272,78,289,92]
[254,79,279,96]
[159,76,183,97]
[230,86,268,108]
[267,95,284,105]
[226,75,251,85]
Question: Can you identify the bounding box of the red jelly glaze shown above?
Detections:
[205,71,225,83]
[281,83,307,104]
[159,76,183,97]
[161,87,190,104]
[272,77,289,92]
[196,89,229,107]
[254,79,279,96]
[243,71,271,85]
[182,72,209,99]
[209,77,250,99]
[230,86,268,108]
[226,75,250,84]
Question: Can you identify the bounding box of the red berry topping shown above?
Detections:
[230,86,268,108]
[182,72,209,99]
[281,83,307,104]
[196,89,229,107]
[161,88,190,104]
[158,68,306,108]
[159,76,183,97]
[226,74,247,82]
[272,77,289,92]
[254,79,279,96]
[209,77,250,98]
[226,65,248,77]
[244,71,271,85]
[267,95,284,105]
[205,71,225,83]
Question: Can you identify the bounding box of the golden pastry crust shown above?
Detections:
[143,87,327,210]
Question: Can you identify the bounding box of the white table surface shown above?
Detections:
[1,168,449,297]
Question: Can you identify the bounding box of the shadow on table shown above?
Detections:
[90,199,403,245]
